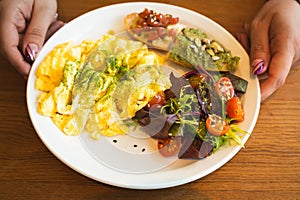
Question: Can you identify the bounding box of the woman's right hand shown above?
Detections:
[0,0,64,78]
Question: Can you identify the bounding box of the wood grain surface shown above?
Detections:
[1,0,299,199]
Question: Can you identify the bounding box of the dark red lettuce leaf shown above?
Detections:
[179,132,213,159]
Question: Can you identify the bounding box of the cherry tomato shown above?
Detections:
[157,137,181,157]
[145,91,166,111]
[215,77,235,101]
[206,114,230,136]
[226,97,245,122]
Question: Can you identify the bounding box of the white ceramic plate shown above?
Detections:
[26,2,260,189]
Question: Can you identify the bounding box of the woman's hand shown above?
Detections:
[237,0,300,102]
[0,0,64,78]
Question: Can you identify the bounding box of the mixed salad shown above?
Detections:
[133,68,248,159]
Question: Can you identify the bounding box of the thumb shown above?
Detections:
[22,2,57,63]
[249,18,271,75]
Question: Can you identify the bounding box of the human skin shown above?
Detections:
[0,0,64,78]
[236,0,300,102]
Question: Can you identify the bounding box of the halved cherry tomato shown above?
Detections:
[157,137,181,157]
[206,114,230,136]
[215,77,235,101]
[145,91,166,111]
[226,97,245,122]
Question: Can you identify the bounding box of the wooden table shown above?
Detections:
[1,0,299,199]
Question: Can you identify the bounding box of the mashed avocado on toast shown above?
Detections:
[167,28,240,72]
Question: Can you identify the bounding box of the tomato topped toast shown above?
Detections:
[124,8,184,51]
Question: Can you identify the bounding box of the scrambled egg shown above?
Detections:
[36,38,104,135]
[113,55,170,120]
[36,35,170,139]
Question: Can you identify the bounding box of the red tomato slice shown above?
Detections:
[145,91,166,111]
[157,137,181,157]
[206,114,230,136]
[226,96,245,122]
[215,77,235,101]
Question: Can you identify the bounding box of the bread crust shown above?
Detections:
[124,13,140,30]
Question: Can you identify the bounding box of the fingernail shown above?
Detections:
[24,43,39,64]
[252,59,265,75]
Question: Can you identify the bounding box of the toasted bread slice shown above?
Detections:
[167,28,240,72]
[167,51,193,69]
[124,12,183,51]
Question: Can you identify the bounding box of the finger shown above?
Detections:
[249,17,272,75]
[4,40,31,77]
[260,50,293,102]
[45,20,65,41]
[243,23,250,35]
[236,32,250,53]
[0,20,31,77]
[7,47,32,77]
[22,1,57,63]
